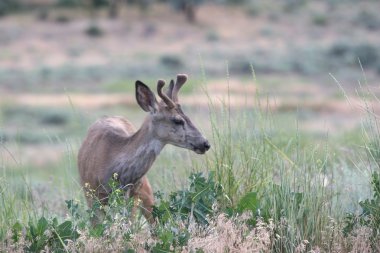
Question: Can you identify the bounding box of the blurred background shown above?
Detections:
[0,0,380,212]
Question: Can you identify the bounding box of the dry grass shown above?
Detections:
[2,213,379,253]
[186,213,272,253]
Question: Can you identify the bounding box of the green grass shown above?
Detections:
[1,75,379,252]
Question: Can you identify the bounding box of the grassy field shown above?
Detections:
[1,74,379,252]
[1,0,380,252]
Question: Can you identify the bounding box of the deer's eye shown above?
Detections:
[171,117,185,126]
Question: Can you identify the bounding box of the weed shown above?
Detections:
[344,172,380,250]
[153,172,224,225]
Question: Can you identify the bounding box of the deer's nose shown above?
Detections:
[203,140,211,151]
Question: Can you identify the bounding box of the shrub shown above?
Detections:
[0,0,20,17]
[329,41,351,58]
[283,0,307,13]
[36,8,49,21]
[344,172,380,249]
[153,172,225,225]
[312,14,328,26]
[246,3,260,17]
[225,0,246,5]
[160,55,184,69]
[85,24,104,37]
[55,15,70,23]
[205,30,220,42]
[228,60,252,75]
[92,0,109,8]
[355,10,380,31]
[354,44,378,68]
[40,111,69,126]
[56,0,81,8]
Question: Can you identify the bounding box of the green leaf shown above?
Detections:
[237,192,259,213]
[52,217,59,227]
[56,220,78,240]
[27,217,49,252]
[89,223,105,238]
[12,221,22,242]
[177,230,190,246]
[36,217,49,236]
[159,229,174,246]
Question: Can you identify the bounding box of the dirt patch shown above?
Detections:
[9,93,133,109]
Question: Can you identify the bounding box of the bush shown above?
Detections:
[344,172,380,249]
[283,0,307,13]
[92,0,109,7]
[0,0,20,17]
[228,60,252,75]
[55,15,70,23]
[36,8,49,21]
[312,14,328,26]
[85,24,104,37]
[225,0,246,5]
[329,41,351,58]
[355,10,380,31]
[246,4,260,17]
[153,172,225,225]
[354,44,379,68]
[56,0,81,8]
[205,30,220,42]
[160,55,184,69]
[40,111,69,126]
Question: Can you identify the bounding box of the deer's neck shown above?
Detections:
[110,120,164,187]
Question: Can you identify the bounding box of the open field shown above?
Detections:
[1,1,380,252]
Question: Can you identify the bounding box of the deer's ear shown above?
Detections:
[135,81,158,113]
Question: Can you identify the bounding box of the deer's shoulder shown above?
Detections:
[90,116,136,139]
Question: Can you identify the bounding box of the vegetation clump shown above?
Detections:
[85,24,104,37]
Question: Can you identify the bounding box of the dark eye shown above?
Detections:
[171,117,185,126]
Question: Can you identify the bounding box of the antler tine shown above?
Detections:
[172,74,188,103]
[166,79,175,99]
[157,79,176,109]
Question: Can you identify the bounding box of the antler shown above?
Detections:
[157,80,176,109]
[172,74,188,103]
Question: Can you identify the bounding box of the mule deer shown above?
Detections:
[78,74,210,223]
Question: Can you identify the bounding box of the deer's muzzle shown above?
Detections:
[192,140,211,154]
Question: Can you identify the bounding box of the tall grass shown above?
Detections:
[1,72,379,251]
[206,85,337,251]
[202,67,380,251]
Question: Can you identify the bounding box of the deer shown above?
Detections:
[78,74,210,224]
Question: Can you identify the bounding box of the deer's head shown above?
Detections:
[135,74,210,154]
